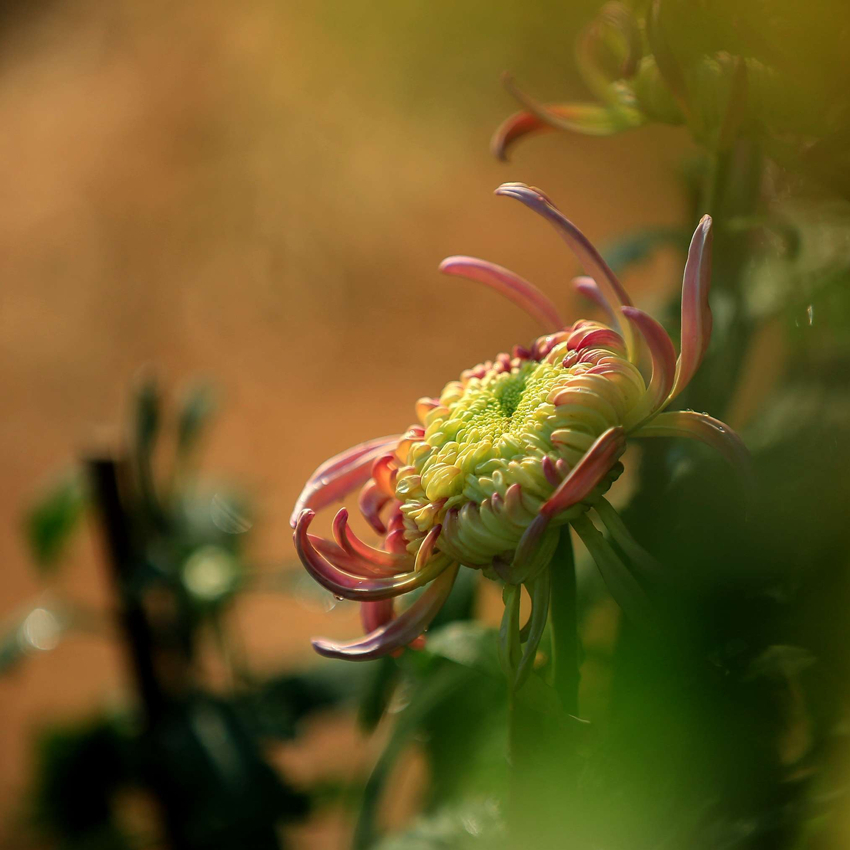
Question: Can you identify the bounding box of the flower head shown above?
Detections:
[292,184,747,682]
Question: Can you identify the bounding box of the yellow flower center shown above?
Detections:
[392,330,646,566]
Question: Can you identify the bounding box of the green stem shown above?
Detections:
[550,526,579,714]
[506,529,580,848]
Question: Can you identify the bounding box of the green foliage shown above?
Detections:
[177,383,217,458]
[354,625,510,850]
[133,375,160,461]
[24,471,88,572]
[235,663,368,741]
[29,716,136,850]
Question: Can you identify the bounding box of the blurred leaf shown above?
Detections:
[423,622,501,677]
[374,798,505,850]
[424,622,561,717]
[132,374,165,527]
[29,716,137,849]
[600,367,850,846]
[142,695,308,848]
[234,663,368,741]
[601,226,687,274]
[353,662,476,850]
[24,471,88,572]
[133,373,160,459]
[357,572,480,733]
[177,383,217,457]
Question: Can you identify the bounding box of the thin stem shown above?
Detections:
[506,528,580,848]
[550,526,579,714]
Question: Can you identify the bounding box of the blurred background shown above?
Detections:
[5,1,847,848]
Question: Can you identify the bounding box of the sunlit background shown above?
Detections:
[3,1,847,848]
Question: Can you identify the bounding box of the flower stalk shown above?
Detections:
[549,527,579,715]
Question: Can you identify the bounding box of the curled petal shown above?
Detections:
[542,455,561,487]
[415,398,440,423]
[387,510,405,534]
[504,483,533,525]
[541,426,626,518]
[332,508,410,571]
[384,529,410,554]
[361,599,394,633]
[439,256,564,332]
[573,276,619,327]
[494,183,639,362]
[310,534,404,578]
[620,306,677,417]
[414,524,442,571]
[311,563,460,661]
[491,99,638,161]
[371,453,398,497]
[491,109,552,162]
[295,510,445,600]
[504,514,559,585]
[671,215,713,399]
[514,570,552,690]
[572,515,655,631]
[567,325,626,355]
[358,480,391,534]
[290,435,400,527]
[632,410,751,473]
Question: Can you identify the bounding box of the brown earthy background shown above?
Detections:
[0,1,691,845]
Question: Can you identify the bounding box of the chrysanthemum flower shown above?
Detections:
[291,183,746,684]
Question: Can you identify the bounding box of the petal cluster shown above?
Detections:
[292,184,747,675]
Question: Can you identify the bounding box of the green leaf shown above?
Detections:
[234,663,369,740]
[177,383,217,456]
[353,661,482,850]
[425,622,562,717]
[424,622,502,678]
[24,471,88,572]
[133,373,161,458]
[30,716,136,847]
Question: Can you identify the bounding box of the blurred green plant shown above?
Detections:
[494,0,850,196]
[7,378,384,850]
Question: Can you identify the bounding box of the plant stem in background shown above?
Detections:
[87,455,190,849]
